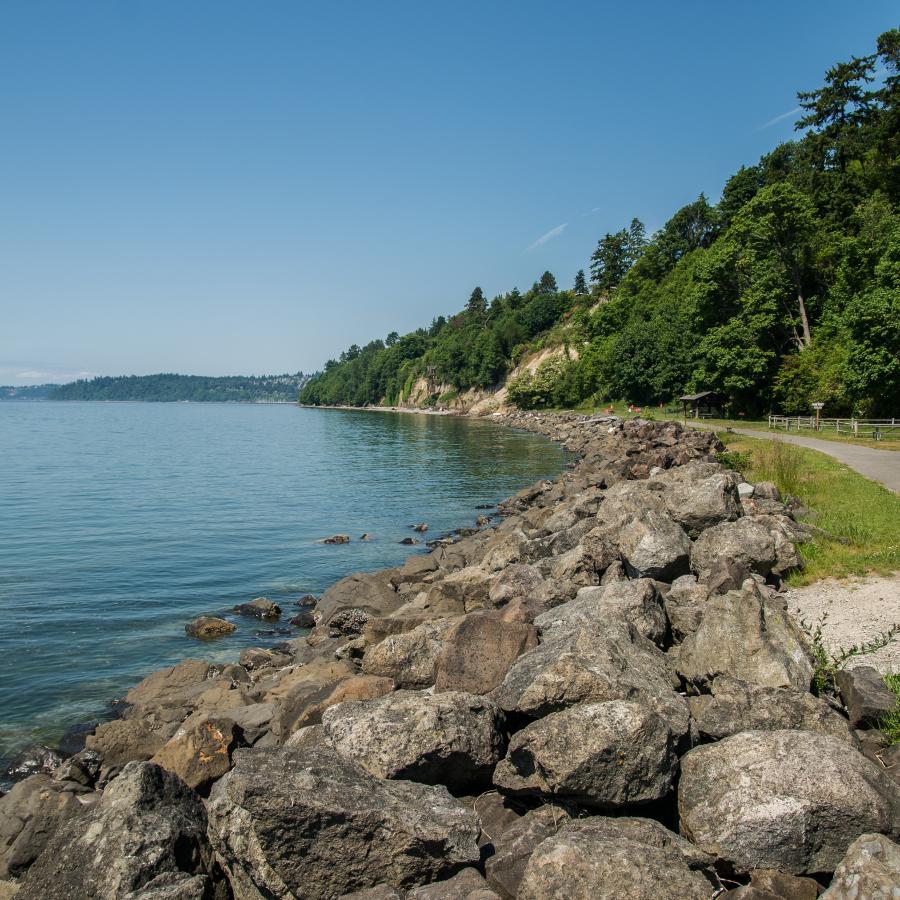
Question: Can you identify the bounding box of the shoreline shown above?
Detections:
[3,412,897,898]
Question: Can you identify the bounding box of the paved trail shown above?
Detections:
[705,426,900,493]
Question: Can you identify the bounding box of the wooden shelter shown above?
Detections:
[679,391,722,419]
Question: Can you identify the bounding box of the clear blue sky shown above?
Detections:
[1,2,896,384]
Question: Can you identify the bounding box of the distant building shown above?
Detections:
[679,391,722,419]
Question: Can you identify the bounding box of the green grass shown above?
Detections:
[716,432,900,584]
[881,675,900,745]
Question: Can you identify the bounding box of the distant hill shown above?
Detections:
[49,373,312,402]
[0,384,60,400]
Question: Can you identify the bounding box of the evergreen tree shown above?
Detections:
[537,271,558,294]
[467,286,487,316]
[573,269,587,294]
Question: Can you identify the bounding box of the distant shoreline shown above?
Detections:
[297,403,457,416]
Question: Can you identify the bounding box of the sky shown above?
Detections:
[1,2,897,384]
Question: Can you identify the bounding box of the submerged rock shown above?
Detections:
[184,615,236,638]
[2,745,64,783]
[233,597,281,619]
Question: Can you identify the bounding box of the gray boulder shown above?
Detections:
[536,579,668,647]
[406,867,500,899]
[662,470,743,538]
[676,584,813,691]
[516,816,717,900]
[487,564,545,608]
[316,572,402,627]
[617,510,691,581]
[691,518,777,580]
[207,745,480,897]
[493,701,677,808]
[678,729,900,875]
[16,762,217,900]
[484,804,575,898]
[491,621,690,741]
[361,619,455,688]
[323,690,505,792]
[689,677,857,743]
[836,666,897,729]
[821,833,900,898]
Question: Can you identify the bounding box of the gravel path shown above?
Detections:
[786,573,900,675]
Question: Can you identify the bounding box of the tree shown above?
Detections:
[467,286,487,316]
[385,331,399,347]
[590,218,646,292]
[537,271,558,294]
[573,269,587,295]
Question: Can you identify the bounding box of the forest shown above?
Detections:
[51,373,311,402]
[302,29,900,418]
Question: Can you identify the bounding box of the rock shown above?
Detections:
[324,534,351,543]
[740,869,822,899]
[361,619,455,688]
[16,762,217,900]
[207,745,480,897]
[755,481,781,501]
[238,646,292,671]
[224,702,274,745]
[488,564,545,608]
[691,517,777,581]
[491,620,689,741]
[52,749,103,788]
[341,887,405,900]
[484,804,575,898]
[294,593,318,608]
[233,597,281,619]
[662,470,743,538]
[678,729,900,875]
[290,610,316,628]
[689,677,857,743]
[516,816,717,900]
[434,616,539,695]
[359,533,371,541]
[493,700,676,808]
[2,745,64,783]
[317,572,402,626]
[676,584,813,691]
[149,715,241,792]
[407,867,500,899]
[184,616,236,638]
[85,717,173,767]
[400,537,420,545]
[323,690,505,792]
[0,882,18,899]
[617,510,691,581]
[287,675,395,733]
[0,775,86,879]
[411,523,429,532]
[389,554,440,587]
[836,666,897,729]
[535,579,668,647]
[821,833,900,898]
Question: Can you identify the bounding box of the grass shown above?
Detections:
[881,675,900,746]
[700,417,900,451]
[716,431,900,584]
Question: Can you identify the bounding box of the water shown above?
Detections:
[0,402,565,760]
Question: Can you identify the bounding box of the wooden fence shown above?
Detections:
[768,415,900,439]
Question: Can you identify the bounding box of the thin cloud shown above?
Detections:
[526,222,568,252]
[580,207,602,217]
[759,106,801,130]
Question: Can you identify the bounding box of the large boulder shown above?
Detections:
[361,619,455,688]
[184,616,236,638]
[617,510,691,581]
[836,666,897,729]
[149,715,242,792]
[535,579,668,647]
[493,701,677,808]
[821,833,900,898]
[661,469,743,538]
[0,775,88,879]
[323,690,505,793]
[434,616,539,695]
[690,518,777,581]
[488,564,545,608]
[688,677,857,743]
[491,621,690,740]
[516,817,718,900]
[406,867,500,899]
[675,584,813,691]
[678,730,900,875]
[207,745,480,897]
[16,762,217,900]
[316,572,402,627]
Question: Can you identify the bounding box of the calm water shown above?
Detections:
[0,403,565,760]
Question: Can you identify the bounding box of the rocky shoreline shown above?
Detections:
[2,413,899,898]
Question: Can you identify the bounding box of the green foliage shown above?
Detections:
[880,675,900,746]
[53,373,311,402]
[301,28,900,418]
[800,613,900,695]
[715,448,752,473]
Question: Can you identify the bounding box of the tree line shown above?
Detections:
[302,29,900,417]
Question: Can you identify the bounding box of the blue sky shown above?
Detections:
[1,2,896,383]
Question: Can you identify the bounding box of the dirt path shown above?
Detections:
[785,573,900,675]
[723,427,900,493]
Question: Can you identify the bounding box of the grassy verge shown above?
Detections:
[716,431,900,585]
